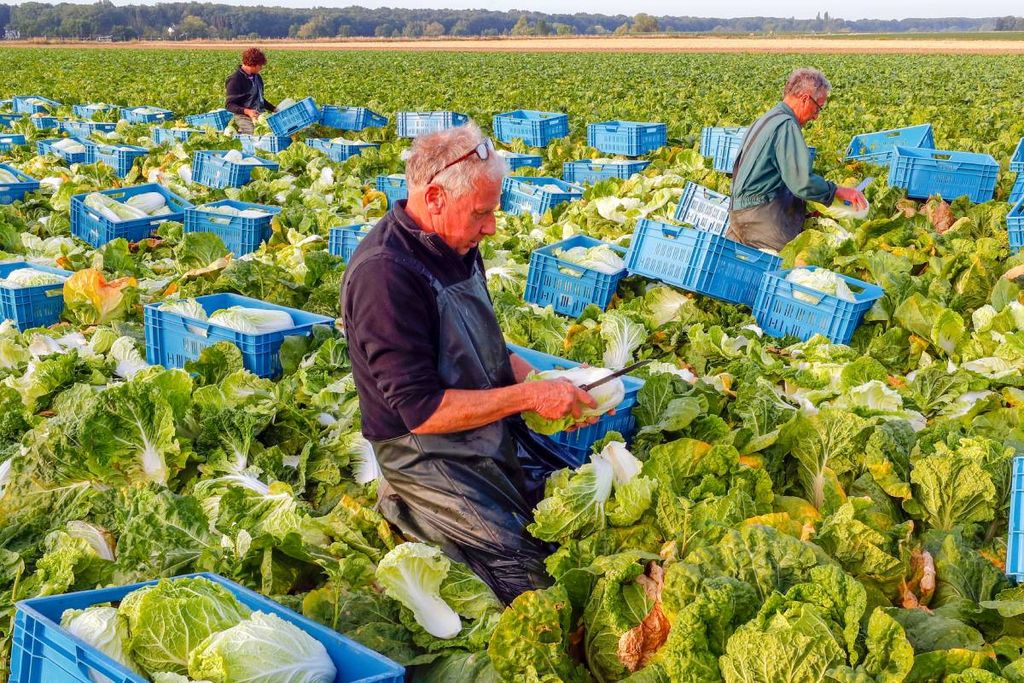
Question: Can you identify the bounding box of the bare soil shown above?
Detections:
[6,35,1024,54]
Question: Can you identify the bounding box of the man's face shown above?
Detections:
[799,91,827,126]
[243,63,264,75]
[429,176,501,255]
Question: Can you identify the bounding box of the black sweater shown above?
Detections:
[224,66,275,116]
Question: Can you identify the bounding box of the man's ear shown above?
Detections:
[423,184,446,215]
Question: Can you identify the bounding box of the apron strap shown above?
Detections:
[357,245,446,295]
[731,109,791,177]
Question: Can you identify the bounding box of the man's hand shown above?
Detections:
[530,379,596,421]
[835,186,868,211]
[243,108,259,119]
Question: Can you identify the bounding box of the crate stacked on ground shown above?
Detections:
[85,142,148,178]
[888,146,999,203]
[493,110,570,147]
[9,572,405,683]
[509,344,645,467]
[524,235,627,317]
[152,127,198,145]
[120,106,174,124]
[0,165,39,204]
[501,176,583,217]
[562,159,650,184]
[72,103,117,120]
[12,96,59,115]
[700,126,747,173]
[752,267,885,345]
[144,293,334,378]
[674,181,731,236]
[192,150,279,189]
[588,120,666,157]
[71,183,191,247]
[61,120,118,139]
[185,108,233,130]
[844,123,935,166]
[36,138,90,165]
[185,199,281,256]
[0,133,26,153]
[329,224,373,263]
[267,97,320,136]
[376,174,408,207]
[238,134,292,155]
[305,137,378,163]
[498,150,543,171]
[320,105,388,130]
[397,111,469,138]
[0,261,72,330]
[1009,196,1024,253]
[624,218,781,307]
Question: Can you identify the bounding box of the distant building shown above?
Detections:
[4,28,21,40]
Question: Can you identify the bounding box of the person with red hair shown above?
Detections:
[225,48,276,135]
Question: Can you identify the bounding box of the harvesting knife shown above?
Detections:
[844,177,874,205]
[579,359,652,392]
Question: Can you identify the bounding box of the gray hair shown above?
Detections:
[784,68,831,100]
[405,121,508,198]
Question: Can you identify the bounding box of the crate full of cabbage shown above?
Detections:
[0,261,71,330]
[524,235,628,317]
[144,294,335,378]
[184,199,282,256]
[70,183,193,247]
[9,574,404,683]
[192,149,279,189]
[0,164,40,204]
[37,137,89,164]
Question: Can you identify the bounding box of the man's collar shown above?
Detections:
[778,101,797,119]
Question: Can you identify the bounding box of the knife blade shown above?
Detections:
[579,359,652,392]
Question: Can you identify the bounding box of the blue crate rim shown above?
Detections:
[761,265,885,306]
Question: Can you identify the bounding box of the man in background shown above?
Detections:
[225,47,275,135]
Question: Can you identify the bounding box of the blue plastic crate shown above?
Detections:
[72,103,117,120]
[0,164,39,204]
[501,176,583,217]
[624,218,781,307]
[845,123,935,165]
[1013,138,1024,174]
[674,181,731,236]
[508,343,645,467]
[1008,457,1024,580]
[376,174,408,207]
[700,126,747,173]
[185,199,281,256]
[192,150,279,189]
[71,183,192,247]
[320,105,388,131]
[752,267,884,345]
[524,235,626,317]
[120,106,173,124]
[1009,196,1024,254]
[36,139,89,165]
[0,133,26,152]
[0,113,21,129]
[267,97,320,136]
[9,572,404,683]
[493,110,569,147]
[85,142,148,178]
[498,151,543,171]
[888,146,999,203]
[587,120,666,157]
[152,127,198,145]
[30,115,61,131]
[61,120,118,139]
[238,134,292,155]
[306,138,378,163]
[397,111,469,138]
[328,224,373,263]
[0,261,71,331]
[185,108,233,130]
[144,294,334,378]
[562,159,650,185]
[12,96,59,115]
[1011,175,1024,206]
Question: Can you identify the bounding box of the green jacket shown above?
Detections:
[730,102,836,211]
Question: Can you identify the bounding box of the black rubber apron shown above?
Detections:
[368,252,565,604]
[727,110,807,252]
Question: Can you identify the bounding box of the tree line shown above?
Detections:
[0,2,1020,41]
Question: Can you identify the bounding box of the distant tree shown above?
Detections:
[450,18,470,35]
[614,22,630,35]
[534,18,549,35]
[110,24,136,40]
[632,13,659,33]
[424,20,445,36]
[511,16,530,35]
[374,22,393,37]
[337,23,351,37]
[173,15,210,39]
[554,22,574,35]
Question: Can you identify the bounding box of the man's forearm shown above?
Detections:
[411,385,536,435]
[510,353,534,383]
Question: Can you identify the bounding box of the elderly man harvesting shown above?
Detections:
[225,48,276,135]
[728,67,868,251]
[341,122,598,603]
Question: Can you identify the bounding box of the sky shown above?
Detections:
[10,0,1023,19]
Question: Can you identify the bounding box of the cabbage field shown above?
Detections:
[2,47,1024,682]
